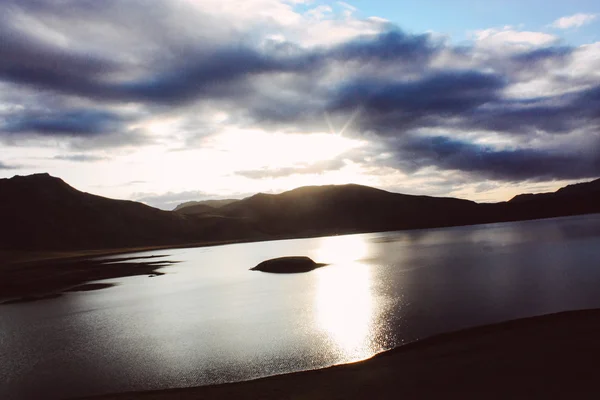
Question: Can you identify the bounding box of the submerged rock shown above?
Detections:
[251,256,327,273]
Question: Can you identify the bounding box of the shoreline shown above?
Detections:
[2,212,598,301]
[3,212,598,266]
[0,255,175,303]
[86,308,600,399]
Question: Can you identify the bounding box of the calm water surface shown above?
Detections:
[2,214,600,399]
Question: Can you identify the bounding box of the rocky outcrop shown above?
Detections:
[251,256,327,273]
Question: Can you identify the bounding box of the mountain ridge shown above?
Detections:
[0,173,263,251]
[174,198,239,213]
[2,173,600,251]
[510,178,600,203]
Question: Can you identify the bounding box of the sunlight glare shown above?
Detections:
[315,234,369,265]
[315,263,374,360]
[211,129,363,170]
[314,235,375,360]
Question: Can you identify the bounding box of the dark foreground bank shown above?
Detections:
[87,309,600,399]
[0,255,176,303]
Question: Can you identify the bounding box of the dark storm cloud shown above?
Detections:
[318,57,600,140]
[0,32,314,106]
[398,136,600,181]
[0,0,454,110]
[0,42,271,105]
[0,0,577,116]
[0,0,271,105]
[510,46,573,65]
[118,47,324,105]
[1,0,600,184]
[2,109,128,137]
[243,67,510,132]
[0,14,123,100]
[441,96,576,135]
[0,3,573,136]
[576,84,600,108]
[0,19,438,108]
[0,161,20,170]
[332,30,439,63]
[327,70,506,132]
[451,83,600,135]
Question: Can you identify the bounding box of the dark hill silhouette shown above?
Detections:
[216,184,480,236]
[511,178,600,203]
[0,174,260,251]
[500,178,600,220]
[175,203,216,215]
[2,174,600,252]
[556,178,600,196]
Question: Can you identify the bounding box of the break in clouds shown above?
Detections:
[1,0,600,198]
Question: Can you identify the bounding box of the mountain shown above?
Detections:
[0,174,261,251]
[213,184,481,236]
[504,178,600,219]
[2,174,600,252]
[511,178,600,202]
[174,199,239,213]
[174,203,217,215]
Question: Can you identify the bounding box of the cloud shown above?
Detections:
[472,27,558,49]
[0,26,437,110]
[0,10,123,96]
[328,70,506,133]
[2,109,128,137]
[236,158,346,179]
[0,161,20,170]
[551,13,598,29]
[508,46,573,70]
[337,1,357,18]
[0,97,151,148]
[0,0,388,110]
[53,154,108,162]
[1,0,600,194]
[305,5,332,20]
[338,2,357,12]
[452,82,600,136]
[399,135,600,181]
[332,30,439,63]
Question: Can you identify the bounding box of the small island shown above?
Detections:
[251,256,327,273]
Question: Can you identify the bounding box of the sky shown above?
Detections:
[1,0,600,209]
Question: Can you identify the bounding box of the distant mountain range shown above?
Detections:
[174,199,238,213]
[1,173,599,251]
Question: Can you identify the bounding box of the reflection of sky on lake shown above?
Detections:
[2,214,600,399]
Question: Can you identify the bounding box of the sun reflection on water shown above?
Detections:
[315,234,369,265]
[314,235,375,361]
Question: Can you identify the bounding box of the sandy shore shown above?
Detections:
[86,309,600,399]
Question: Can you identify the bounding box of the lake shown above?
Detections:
[2,214,600,399]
